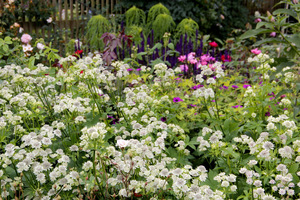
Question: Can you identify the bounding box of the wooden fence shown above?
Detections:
[0,0,123,54]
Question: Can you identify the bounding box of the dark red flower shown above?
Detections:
[80,70,84,74]
[221,55,232,62]
[134,193,142,197]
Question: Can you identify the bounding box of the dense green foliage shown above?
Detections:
[175,18,199,40]
[118,0,251,39]
[85,14,110,52]
[125,6,146,27]
[152,13,176,40]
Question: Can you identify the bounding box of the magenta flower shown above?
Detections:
[127,68,133,71]
[222,86,228,89]
[136,68,141,71]
[178,55,186,62]
[173,97,183,103]
[232,105,243,108]
[232,85,239,89]
[243,84,251,89]
[251,48,261,55]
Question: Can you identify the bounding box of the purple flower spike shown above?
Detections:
[222,86,228,89]
[127,68,133,71]
[173,97,183,103]
[136,68,141,71]
[232,85,238,89]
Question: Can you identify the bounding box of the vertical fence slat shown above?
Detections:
[76,0,79,39]
[58,0,63,53]
[101,0,104,13]
[81,0,84,38]
[91,0,95,11]
[64,0,68,48]
[96,0,100,12]
[106,0,109,16]
[70,0,74,39]
[111,0,114,15]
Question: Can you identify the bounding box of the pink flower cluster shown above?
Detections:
[178,52,216,72]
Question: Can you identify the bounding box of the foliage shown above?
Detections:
[101,30,133,65]
[152,13,175,41]
[119,0,251,40]
[175,18,199,41]
[125,6,146,27]
[0,0,53,36]
[147,3,171,23]
[85,14,111,52]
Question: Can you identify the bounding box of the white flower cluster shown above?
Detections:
[80,122,107,150]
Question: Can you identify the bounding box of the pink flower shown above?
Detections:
[251,48,261,55]
[293,0,298,3]
[209,41,218,48]
[255,18,262,23]
[180,64,188,72]
[187,52,197,64]
[178,55,186,62]
[270,32,276,37]
[21,34,32,44]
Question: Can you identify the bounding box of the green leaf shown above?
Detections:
[254,38,285,46]
[256,22,274,29]
[167,43,174,50]
[296,82,300,92]
[151,43,162,51]
[286,34,300,48]
[239,29,273,40]
[275,89,293,100]
[273,8,297,18]
[289,163,299,173]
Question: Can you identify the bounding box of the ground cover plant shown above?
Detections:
[0,0,300,200]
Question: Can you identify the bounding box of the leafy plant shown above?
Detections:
[85,14,110,52]
[147,3,171,27]
[125,6,146,27]
[152,13,175,41]
[175,18,199,40]
[101,30,133,65]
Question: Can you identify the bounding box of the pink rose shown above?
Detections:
[21,34,32,44]
[251,48,261,55]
